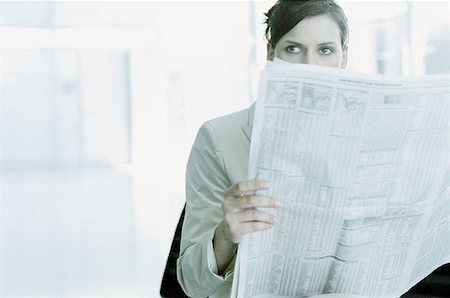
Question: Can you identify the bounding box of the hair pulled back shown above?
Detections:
[265,0,349,50]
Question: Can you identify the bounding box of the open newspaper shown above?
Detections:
[231,61,450,298]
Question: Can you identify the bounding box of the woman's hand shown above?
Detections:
[221,180,278,243]
[213,180,278,274]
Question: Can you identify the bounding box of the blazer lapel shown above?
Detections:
[241,102,255,142]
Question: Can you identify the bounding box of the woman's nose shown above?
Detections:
[303,52,319,65]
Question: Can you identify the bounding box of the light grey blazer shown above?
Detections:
[177,103,255,298]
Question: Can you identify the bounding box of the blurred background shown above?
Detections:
[0,0,448,296]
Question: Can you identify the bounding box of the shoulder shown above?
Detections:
[191,105,252,183]
[201,106,250,139]
[207,107,249,128]
[191,106,250,158]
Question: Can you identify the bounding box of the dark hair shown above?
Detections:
[265,0,349,51]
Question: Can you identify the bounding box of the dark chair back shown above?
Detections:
[404,263,450,297]
[160,205,189,297]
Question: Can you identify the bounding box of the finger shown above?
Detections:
[238,209,276,225]
[239,221,275,235]
[234,196,279,209]
[226,180,269,196]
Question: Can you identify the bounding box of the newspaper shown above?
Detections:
[231,61,450,298]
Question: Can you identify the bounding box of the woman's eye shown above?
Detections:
[286,45,301,54]
[319,47,333,55]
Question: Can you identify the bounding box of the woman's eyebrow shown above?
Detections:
[284,40,337,47]
[318,42,337,46]
[285,40,303,47]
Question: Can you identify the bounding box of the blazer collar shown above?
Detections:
[241,102,255,142]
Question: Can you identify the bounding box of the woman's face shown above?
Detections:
[268,14,347,68]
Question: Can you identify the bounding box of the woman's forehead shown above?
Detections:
[280,14,342,45]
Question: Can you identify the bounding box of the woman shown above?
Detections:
[177,1,349,297]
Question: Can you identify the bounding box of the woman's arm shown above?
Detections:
[177,122,235,298]
[177,122,278,297]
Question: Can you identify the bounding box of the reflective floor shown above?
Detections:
[0,167,181,297]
